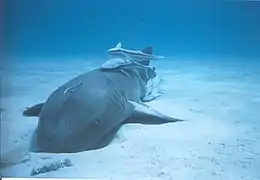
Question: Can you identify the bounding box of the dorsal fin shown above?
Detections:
[115,42,122,48]
[142,46,153,55]
[23,103,44,117]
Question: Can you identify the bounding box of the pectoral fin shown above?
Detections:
[23,103,44,117]
[125,101,185,124]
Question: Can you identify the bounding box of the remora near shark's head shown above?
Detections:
[23,44,184,153]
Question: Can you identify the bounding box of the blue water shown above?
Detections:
[2,1,260,179]
[4,0,260,58]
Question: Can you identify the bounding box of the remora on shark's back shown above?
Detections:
[23,43,184,153]
[108,42,164,60]
[102,42,164,68]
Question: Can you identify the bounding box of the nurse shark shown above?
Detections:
[23,44,184,153]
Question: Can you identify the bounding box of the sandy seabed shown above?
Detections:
[1,57,260,180]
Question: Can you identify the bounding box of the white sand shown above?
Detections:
[1,57,260,179]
